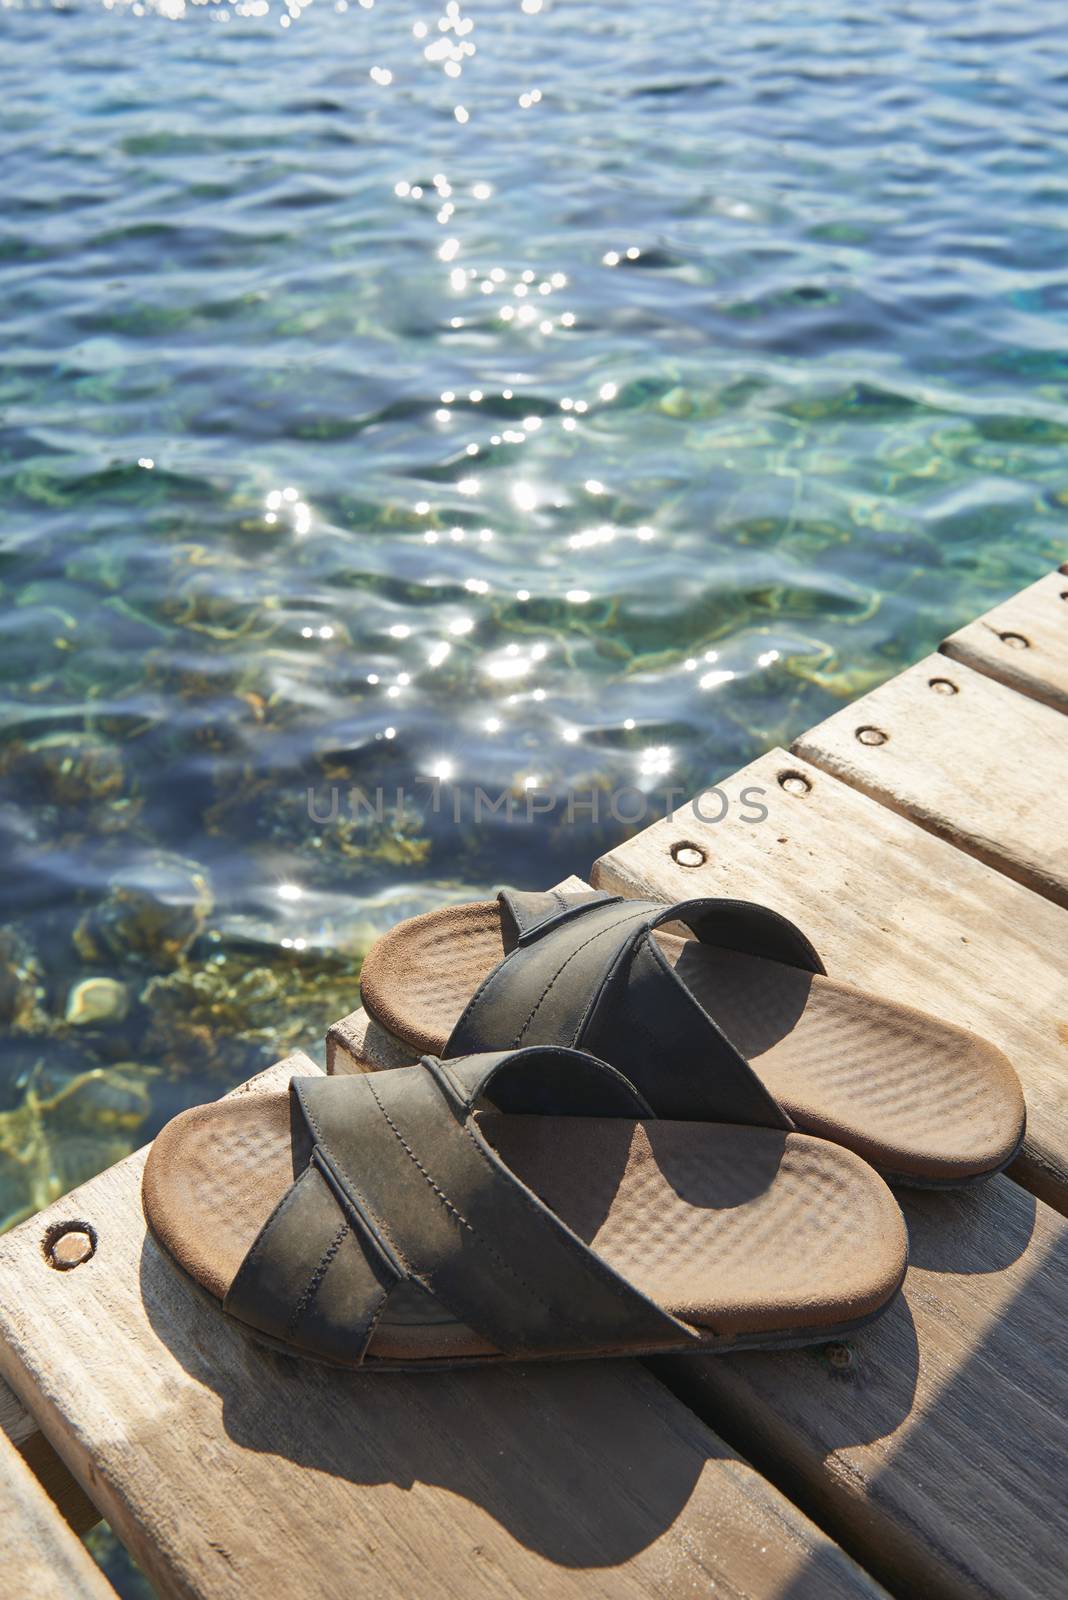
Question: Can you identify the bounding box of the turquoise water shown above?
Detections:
[3,0,1068,1588]
[3,0,1068,1242]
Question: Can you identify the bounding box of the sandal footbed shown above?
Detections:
[143,1089,907,1364]
[357,900,1025,1184]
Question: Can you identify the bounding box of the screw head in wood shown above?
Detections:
[45,1222,96,1271]
[999,631,1029,650]
[824,1342,853,1370]
[778,770,811,795]
[856,726,888,746]
[928,677,958,695]
[671,842,706,868]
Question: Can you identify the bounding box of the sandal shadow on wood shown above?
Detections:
[357,889,1026,1188]
[142,1048,907,1369]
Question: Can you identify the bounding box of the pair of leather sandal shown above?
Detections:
[144,888,1026,1371]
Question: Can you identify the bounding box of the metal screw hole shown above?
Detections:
[43,1220,97,1271]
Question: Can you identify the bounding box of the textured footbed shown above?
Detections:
[357,900,1026,1184]
[142,1089,907,1363]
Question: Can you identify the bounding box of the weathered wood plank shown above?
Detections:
[792,653,1068,908]
[655,1175,1067,1600]
[0,1053,885,1600]
[594,785,1068,1600]
[941,570,1068,714]
[0,1428,115,1599]
[326,1008,410,1075]
[592,748,1068,1209]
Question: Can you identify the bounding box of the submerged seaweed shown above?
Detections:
[0,1058,153,1232]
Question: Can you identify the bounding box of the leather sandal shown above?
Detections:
[142,1047,907,1369]
[358,889,1026,1188]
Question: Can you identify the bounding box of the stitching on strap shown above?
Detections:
[364,1075,586,1342]
[300,1094,410,1275]
[286,1221,350,1339]
[514,906,650,1047]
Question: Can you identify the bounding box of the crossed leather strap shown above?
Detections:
[225,1047,702,1365]
[446,887,825,1128]
[226,891,826,1365]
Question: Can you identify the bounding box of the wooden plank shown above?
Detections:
[0,1053,886,1600]
[654,1174,1068,1600]
[328,1005,395,1075]
[0,1428,115,1599]
[326,1008,410,1075]
[592,748,1068,1210]
[791,653,1068,908]
[594,785,1068,1600]
[941,571,1068,714]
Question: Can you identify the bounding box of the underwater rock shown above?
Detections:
[0,730,126,807]
[305,804,431,872]
[74,852,213,971]
[0,729,141,840]
[140,939,362,1081]
[65,976,129,1026]
[141,958,294,1077]
[658,386,696,419]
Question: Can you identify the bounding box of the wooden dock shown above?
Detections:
[1,567,1065,1599]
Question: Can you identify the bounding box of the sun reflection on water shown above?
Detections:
[18,0,822,895]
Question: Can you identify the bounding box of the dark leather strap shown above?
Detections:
[224,1049,695,1364]
[497,886,614,948]
[445,889,825,1130]
[224,1160,400,1365]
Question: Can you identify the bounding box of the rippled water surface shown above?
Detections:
[3,0,1068,1250]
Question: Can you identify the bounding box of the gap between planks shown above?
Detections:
[4,570,1063,1596]
[0,1053,885,1600]
[592,750,1068,1211]
[1,1377,100,1537]
[592,769,1068,1600]
[0,1428,115,1600]
[940,569,1068,714]
[792,650,1068,909]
